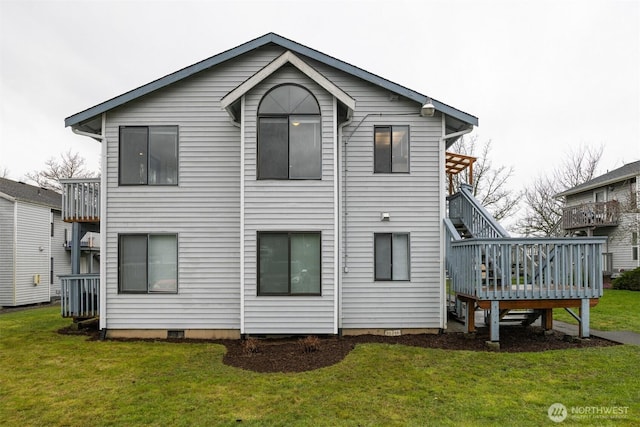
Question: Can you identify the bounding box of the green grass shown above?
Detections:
[1,308,639,426]
[554,289,640,333]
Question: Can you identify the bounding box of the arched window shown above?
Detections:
[258,85,321,179]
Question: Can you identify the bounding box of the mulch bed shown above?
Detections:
[59,324,618,373]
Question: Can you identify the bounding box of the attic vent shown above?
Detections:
[167,330,185,339]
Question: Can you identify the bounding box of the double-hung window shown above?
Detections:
[374,233,410,281]
[374,125,409,173]
[119,234,178,293]
[120,126,178,185]
[258,85,321,179]
[258,232,321,295]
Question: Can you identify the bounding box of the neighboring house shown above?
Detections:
[557,160,640,276]
[64,33,606,342]
[0,178,71,306]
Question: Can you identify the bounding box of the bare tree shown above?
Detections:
[449,136,520,222]
[514,144,603,236]
[24,150,97,191]
[0,166,9,178]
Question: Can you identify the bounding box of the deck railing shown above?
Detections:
[447,237,606,300]
[561,200,619,230]
[60,274,100,318]
[61,178,100,223]
[448,184,509,238]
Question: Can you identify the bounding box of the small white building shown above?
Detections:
[0,178,71,306]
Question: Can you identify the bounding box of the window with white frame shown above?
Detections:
[374,125,409,173]
[119,234,178,293]
[374,233,410,281]
[119,126,178,185]
[258,231,321,295]
[257,85,321,179]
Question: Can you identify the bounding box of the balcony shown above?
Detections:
[60,274,99,318]
[562,201,620,230]
[61,178,100,223]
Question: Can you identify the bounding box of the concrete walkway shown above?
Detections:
[553,320,640,346]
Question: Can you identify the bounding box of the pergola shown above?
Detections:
[445,152,477,195]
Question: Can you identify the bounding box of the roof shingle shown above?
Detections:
[0,177,61,209]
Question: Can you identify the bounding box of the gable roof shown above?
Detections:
[556,160,640,197]
[65,33,478,129]
[0,177,62,210]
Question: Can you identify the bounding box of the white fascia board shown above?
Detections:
[220,51,356,112]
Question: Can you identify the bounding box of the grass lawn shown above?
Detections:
[1,307,639,426]
[554,289,640,333]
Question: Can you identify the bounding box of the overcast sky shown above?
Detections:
[1,0,638,195]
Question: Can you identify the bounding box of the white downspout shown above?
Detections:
[13,201,17,305]
[49,211,52,301]
[337,114,352,333]
[333,97,338,334]
[240,96,245,335]
[439,115,447,330]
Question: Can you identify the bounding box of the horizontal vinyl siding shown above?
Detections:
[598,214,640,271]
[243,67,335,334]
[100,44,443,331]
[101,49,292,330]
[313,60,443,329]
[0,198,15,305]
[14,202,51,305]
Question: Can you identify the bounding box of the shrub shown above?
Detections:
[612,267,640,291]
[298,335,321,353]
[242,338,260,354]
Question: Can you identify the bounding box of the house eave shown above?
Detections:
[556,171,640,198]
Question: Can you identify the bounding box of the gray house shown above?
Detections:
[0,178,71,306]
[64,34,606,342]
[558,160,640,277]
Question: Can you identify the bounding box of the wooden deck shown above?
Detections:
[446,236,606,343]
[61,178,100,223]
[562,200,619,230]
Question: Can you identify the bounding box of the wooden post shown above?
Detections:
[465,300,475,333]
[542,309,553,330]
[490,300,500,342]
[579,298,590,338]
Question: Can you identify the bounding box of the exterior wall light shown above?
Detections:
[421,101,435,117]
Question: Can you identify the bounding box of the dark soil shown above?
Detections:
[221,327,617,373]
[59,324,618,373]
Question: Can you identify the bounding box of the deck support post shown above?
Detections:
[541,309,553,330]
[579,298,590,338]
[489,300,500,342]
[465,300,475,333]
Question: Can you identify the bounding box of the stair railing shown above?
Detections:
[448,184,509,239]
